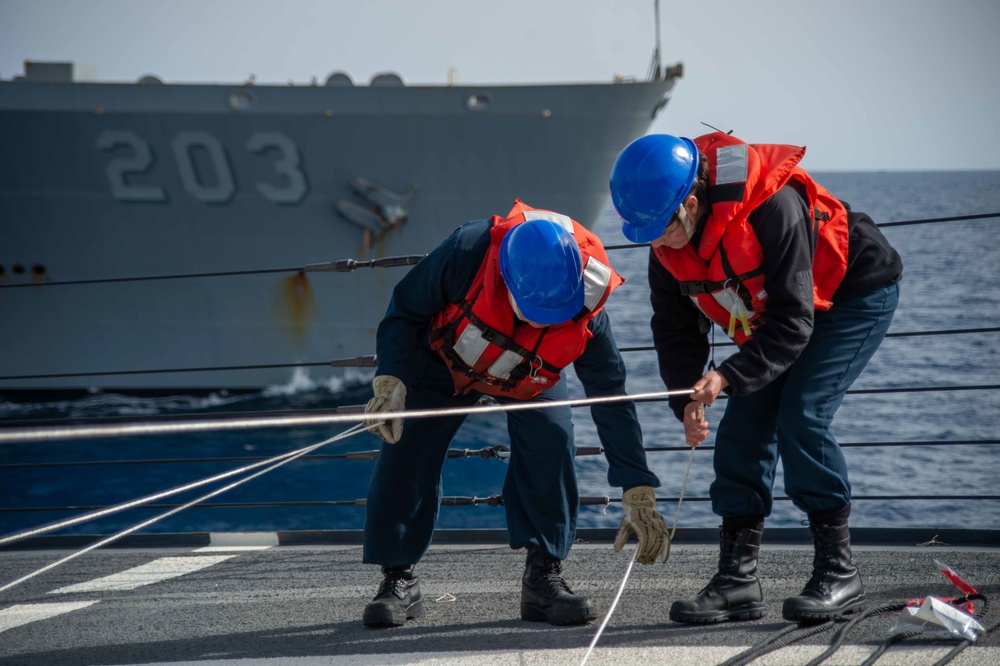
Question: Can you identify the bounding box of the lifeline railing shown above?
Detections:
[2,212,998,666]
[1,211,999,526]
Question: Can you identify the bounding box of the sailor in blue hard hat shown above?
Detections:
[610,132,904,625]
[360,199,670,628]
[611,133,700,245]
[499,217,585,325]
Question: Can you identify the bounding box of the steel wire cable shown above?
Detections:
[0,256,424,289]
[0,384,1000,436]
[618,325,1000,353]
[5,392,685,537]
[2,213,996,291]
[1,325,996,382]
[5,491,1000,515]
[0,423,368,593]
[2,437,996,468]
[0,424,368,547]
[600,212,999,251]
[0,389,692,444]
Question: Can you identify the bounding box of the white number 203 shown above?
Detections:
[97,130,308,204]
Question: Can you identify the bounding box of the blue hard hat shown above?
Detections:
[499,219,584,325]
[610,134,699,243]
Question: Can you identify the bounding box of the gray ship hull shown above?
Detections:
[0,73,678,393]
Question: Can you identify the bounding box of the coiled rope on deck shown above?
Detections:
[717,593,993,666]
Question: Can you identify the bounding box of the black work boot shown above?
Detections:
[669,517,766,624]
[783,504,866,623]
[520,545,596,625]
[362,564,423,628]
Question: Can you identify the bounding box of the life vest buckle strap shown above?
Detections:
[479,327,526,358]
[678,280,723,296]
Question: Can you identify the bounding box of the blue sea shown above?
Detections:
[1,171,999,537]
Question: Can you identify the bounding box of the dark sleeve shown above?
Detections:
[648,249,711,421]
[716,186,814,395]
[573,309,660,490]
[833,203,904,302]
[374,219,491,387]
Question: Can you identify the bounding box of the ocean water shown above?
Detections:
[1,171,998,537]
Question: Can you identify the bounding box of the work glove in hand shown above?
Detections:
[363,375,406,443]
[614,485,670,564]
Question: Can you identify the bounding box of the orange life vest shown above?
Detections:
[429,200,623,399]
[654,132,850,346]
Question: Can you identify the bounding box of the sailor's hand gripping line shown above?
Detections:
[0,387,694,598]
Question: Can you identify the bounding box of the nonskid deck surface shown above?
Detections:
[1,539,999,666]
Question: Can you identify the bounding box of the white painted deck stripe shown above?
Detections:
[48,555,238,594]
[0,601,98,633]
[207,532,279,548]
[113,644,1000,665]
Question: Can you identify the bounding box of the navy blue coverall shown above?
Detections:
[362,218,660,567]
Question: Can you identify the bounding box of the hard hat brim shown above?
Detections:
[515,290,585,326]
[621,216,669,244]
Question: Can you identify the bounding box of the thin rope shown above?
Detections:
[667,445,697,557]
[0,389,693,444]
[580,548,637,666]
[579,444,698,666]
[0,424,367,593]
[0,424,366,546]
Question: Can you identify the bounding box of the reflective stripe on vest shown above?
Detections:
[452,325,527,381]
[524,210,575,233]
[582,257,613,313]
[453,323,490,368]
[715,144,748,185]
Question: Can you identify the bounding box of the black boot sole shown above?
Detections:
[521,602,596,626]
[363,600,424,628]
[781,595,866,623]
[669,602,766,624]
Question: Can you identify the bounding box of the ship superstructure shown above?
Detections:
[0,60,682,394]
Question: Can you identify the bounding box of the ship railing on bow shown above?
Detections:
[1,211,998,549]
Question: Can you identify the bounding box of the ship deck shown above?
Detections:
[2,531,999,666]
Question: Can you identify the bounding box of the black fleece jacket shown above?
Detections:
[650,185,903,421]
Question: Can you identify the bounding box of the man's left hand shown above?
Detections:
[690,370,728,405]
[613,486,670,564]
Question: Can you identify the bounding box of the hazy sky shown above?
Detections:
[2,0,998,170]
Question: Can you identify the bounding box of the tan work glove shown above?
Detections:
[613,485,670,564]
[363,375,407,443]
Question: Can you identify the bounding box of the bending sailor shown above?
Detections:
[361,199,669,628]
